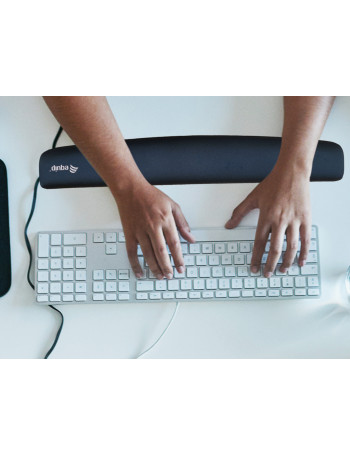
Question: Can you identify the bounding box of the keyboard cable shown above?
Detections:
[24,126,64,359]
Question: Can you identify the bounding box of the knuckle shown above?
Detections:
[270,246,281,256]
[288,241,298,251]
[157,244,167,255]
[168,238,180,249]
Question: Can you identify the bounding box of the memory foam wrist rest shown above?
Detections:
[0,159,11,297]
[39,136,344,189]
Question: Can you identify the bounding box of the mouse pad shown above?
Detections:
[0,160,11,297]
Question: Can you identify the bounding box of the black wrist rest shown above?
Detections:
[39,136,344,189]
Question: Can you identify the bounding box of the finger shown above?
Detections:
[125,238,144,278]
[172,203,196,243]
[225,195,256,229]
[280,224,299,273]
[139,236,164,280]
[163,219,185,274]
[250,219,270,273]
[149,228,174,279]
[263,226,286,278]
[298,222,311,267]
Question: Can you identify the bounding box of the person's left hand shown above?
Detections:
[225,165,311,278]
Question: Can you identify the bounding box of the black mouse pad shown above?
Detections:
[0,160,11,297]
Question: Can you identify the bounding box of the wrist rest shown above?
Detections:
[0,159,11,297]
[39,136,344,189]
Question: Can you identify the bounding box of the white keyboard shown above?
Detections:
[34,226,321,305]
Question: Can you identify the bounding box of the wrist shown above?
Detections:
[274,153,313,180]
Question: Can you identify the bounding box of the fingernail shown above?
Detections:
[300,260,305,267]
[136,272,143,279]
[166,273,173,280]
[251,266,258,273]
[265,271,272,278]
[156,274,164,280]
[178,266,185,273]
[280,267,287,273]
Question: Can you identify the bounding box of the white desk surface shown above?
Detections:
[1,96,350,359]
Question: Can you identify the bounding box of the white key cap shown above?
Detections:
[244,278,255,289]
[75,270,87,281]
[150,292,161,300]
[196,255,207,266]
[181,280,192,290]
[64,233,87,245]
[118,294,130,301]
[106,282,117,292]
[189,291,201,299]
[307,252,318,263]
[75,283,87,293]
[308,288,320,296]
[255,290,267,297]
[106,244,117,255]
[215,290,227,298]
[227,242,238,253]
[229,290,240,298]
[37,271,49,282]
[257,278,268,288]
[221,254,232,265]
[231,278,243,289]
[50,247,62,257]
[242,290,254,297]
[50,259,61,269]
[93,293,104,301]
[76,258,87,269]
[224,267,235,277]
[308,277,319,287]
[219,279,230,289]
[119,282,130,292]
[295,289,306,296]
[269,277,281,288]
[181,244,188,254]
[38,234,49,258]
[50,283,61,293]
[246,254,252,265]
[208,256,220,266]
[63,271,74,281]
[288,265,300,276]
[199,267,211,278]
[93,233,104,243]
[234,254,245,265]
[163,292,175,299]
[212,267,223,277]
[118,232,125,242]
[282,277,294,288]
[186,267,198,278]
[156,280,167,291]
[76,246,87,257]
[176,291,188,299]
[136,293,148,300]
[301,265,318,275]
[206,279,217,289]
[51,234,62,245]
[75,295,87,302]
[309,240,317,251]
[63,246,74,257]
[184,255,195,266]
[174,269,185,278]
[189,244,201,254]
[119,270,130,280]
[37,283,49,294]
[168,280,179,291]
[50,270,61,281]
[295,277,306,287]
[202,243,213,254]
[214,243,225,253]
[93,282,104,292]
[282,289,293,296]
[106,233,117,242]
[193,279,205,290]
[37,295,49,303]
[63,295,74,302]
[202,291,214,298]
[50,295,61,302]
[240,242,250,253]
[311,226,317,238]
[38,259,49,270]
[93,270,104,280]
[137,281,154,291]
[237,266,248,277]
[268,290,280,297]
[63,283,74,293]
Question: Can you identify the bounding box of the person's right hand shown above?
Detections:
[113,180,195,280]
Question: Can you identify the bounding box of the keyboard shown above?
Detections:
[34,226,321,305]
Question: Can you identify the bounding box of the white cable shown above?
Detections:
[136,301,180,359]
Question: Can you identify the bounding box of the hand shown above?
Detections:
[225,165,311,278]
[114,180,195,280]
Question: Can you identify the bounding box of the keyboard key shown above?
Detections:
[189,291,201,299]
[199,267,211,278]
[227,242,238,253]
[307,252,318,263]
[75,283,87,293]
[76,270,86,281]
[75,295,87,302]
[51,234,62,245]
[93,282,104,292]
[181,280,192,290]
[37,271,48,282]
[50,247,62,257]
[118,294,130,301]
[137,281,154,291]
[38,234,49,258]
[150,292,161,300]
[308,288,320,296]
[76,258,87,269]
[219,279,230,289]
[309,240,317,251]
[93,270,104,280]
[212,267,223,277]
[295,276,306,287]
[240,242,250,253]
[186,267,198,278]
[308,277,319,287]
[202,243,213,254]
[301,265,318,275]
[119,282,130,292]
[50,258,61,269]
[214,243,225,253]
[255,290,267,297]
[237,266,248,277]
[136,293,148,300]
[221,254,232,265]
[118,232,125,242]
[208,256,220,266]
[63,246,74,257]
[63,283,74,293]
[38,259,49,270]
[93,233,104,243]
[176,291,188,299]
[93,293,104,301]
[64,233,87,245]
[50,295,61,302]
[50,270,61,281]
[295,289,306,296]
[106,282,117,292]
[242,290,254,297]
[215,290,227,298]
[234,254,245,265]
[244,278,255,289]
[168,280,180,291]
[224,267,235,277]
[189,244,200,254]
[50,283,61,293]
[119,270,130,280]
[257,278,268,288]
[231,279,243,289]
[202,291,214,298]
[229,290,240,298]
[268,290,280,297]
[269,277,281,288]
[76,246,87,257]
[63,271,74,281]
[63,294,74,302]
[106,233,117,242]
[206,279,217,289]
[106,244,117,255]
[282,289,293,296]
[288,265,300,276]
[282,277,294,288]
[155,280,167,291]
[37,283,49,294]
[184,255,195,266]
[196,255,207,266]
[162,292,175,299]
[193,279,205,290]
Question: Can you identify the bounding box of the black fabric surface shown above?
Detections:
[0,160,11,297]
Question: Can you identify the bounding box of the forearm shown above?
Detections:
[277,96,335,177]
[43,96,145,195]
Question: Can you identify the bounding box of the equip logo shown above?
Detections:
[50,164,79,174]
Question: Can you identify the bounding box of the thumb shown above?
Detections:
[225,196,256,229]
[172,203,196,243]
